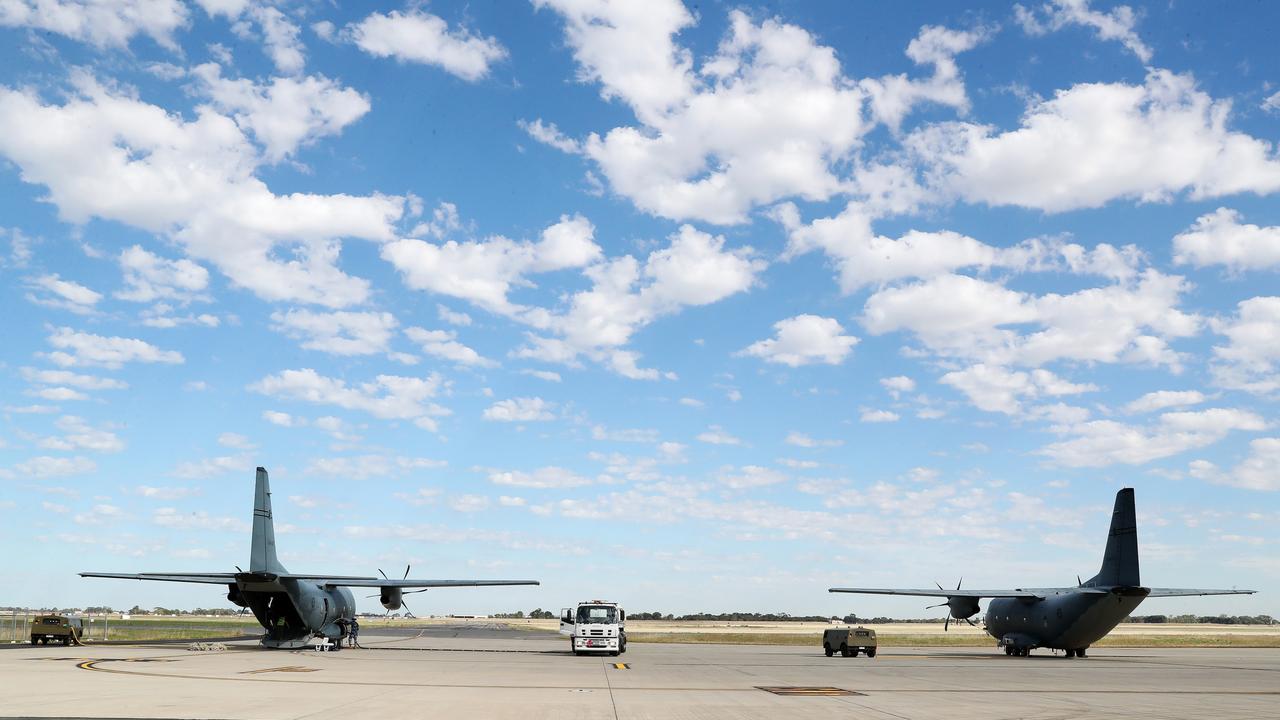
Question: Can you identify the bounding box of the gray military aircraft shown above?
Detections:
[82,467,538,649]
[831,488,1255,657]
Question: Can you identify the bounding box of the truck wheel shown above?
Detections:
[866,648,876,658]
[840,644,851,658]
[62,636,70,646]
[30,637,38,645]
[824,644,834,657]
[850,648,860,657]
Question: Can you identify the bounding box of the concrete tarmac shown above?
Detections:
[2,625,1276,719]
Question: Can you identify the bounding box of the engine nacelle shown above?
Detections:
[380,587,403,611]
[226,584,247,608]
[947,596,981,619]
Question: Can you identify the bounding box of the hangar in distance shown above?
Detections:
[82,467,538,649]
[831,488,1255,657]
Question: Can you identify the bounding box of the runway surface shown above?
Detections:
[2,624,1277,719]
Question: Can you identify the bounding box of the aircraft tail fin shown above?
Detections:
[250,466,285,574]
[1088,487,1140,588]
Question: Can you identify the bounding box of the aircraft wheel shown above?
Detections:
[1078,647,1088,658]
[1004,646,1013,656]
[824,645,834,657]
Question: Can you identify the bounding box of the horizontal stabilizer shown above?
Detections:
[1146,588,1257,597]
[828,587,1043,599]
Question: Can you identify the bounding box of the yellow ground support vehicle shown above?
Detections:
[30,615,83,645]
[822,626,877,657]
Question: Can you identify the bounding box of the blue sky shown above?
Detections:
[1,0,1277,618]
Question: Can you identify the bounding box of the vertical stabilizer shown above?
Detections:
[250,467,285,574]
[1089,487,1140,587]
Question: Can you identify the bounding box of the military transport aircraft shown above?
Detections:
[83,467,538,649]
[831,488,1255,657]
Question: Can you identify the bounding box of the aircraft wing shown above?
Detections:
[309,578,540,588]
[1145,588,1257,597]
[829,587,1048,599]
[81,572,237,585]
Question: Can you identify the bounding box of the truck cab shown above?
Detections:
[560,601,626,656]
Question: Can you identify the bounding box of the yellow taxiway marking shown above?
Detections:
[756,686,862,697]
[612,663,630,669]
[240,666,320,674]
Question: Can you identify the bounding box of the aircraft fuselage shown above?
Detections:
[229,575,356,649]
[984,587,1149,651]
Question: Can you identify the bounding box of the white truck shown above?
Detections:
[560,601,627,656]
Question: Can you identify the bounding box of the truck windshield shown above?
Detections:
[576,606,617,624]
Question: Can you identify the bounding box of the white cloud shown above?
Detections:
[1189,438,1280,491]
[0,0,189,50]
[863,270,1199,372]
[217,432,254,450]
[860,24,991,131]
[591,425,660,443]
[907,70,1280,212]
[1124,390,1206,414]
[38,416,124,453]
[133,485,198,500]
[498,495,526,507]
[739,315,858,367]
[405,327,495,367]
[29,386,88,402]
[860,409,901,423]
[26,274,101,314]
[489,466,597,489]
[153,507,248,532]
[777,458,819,469]
[0,73,404,308]
[519,118,582,154]
[13,455,96,478]
[437,304,472,326]
[784,431,842,448]
[1264,91,1280,115]
[345,9,507,82]
[1173,208,1280,272]
[941,364,1097,415]
[449,494,491,513]
[191,64,371,163]
[115,246,209,303]
[1210,296,1280,394]
[21,368,127,390]
[516,225,764,379]
[719,465,788,489]
[483,397,554,422]
[546,6,865,224]
[45,327,183,369]
[880,375,916,398]
[1015,0,1152,62]
[1039,408,1267,467]
[383,214,601,317]
[249,369,450,431]
[270,310,398,356]
[696,425,741,445]
[172,454,252,479]
[306,455,447,480]
[248,5,305,75]
[520,369,562,382]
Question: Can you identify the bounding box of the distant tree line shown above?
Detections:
[1125,614,1275,625]
[493,608,557,619]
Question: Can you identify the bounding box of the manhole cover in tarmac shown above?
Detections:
[756,686,863,697]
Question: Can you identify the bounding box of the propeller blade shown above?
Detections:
[378,568,389,580]
[935,581,945,592]
[956,577,963,591]
[366,593,379,598]
[403,564,411,580]
[945,615,950,632]
[1078,575,1083,587]
[402,599,415,619]
[965,617,977,627]
[235,565,244,573]
[925,602,947,609]
[405,588,429,595]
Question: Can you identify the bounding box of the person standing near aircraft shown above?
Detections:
[348,617,360,648]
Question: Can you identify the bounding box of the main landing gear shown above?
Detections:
[1004,645,1032,656]
[1064,647,1089,658]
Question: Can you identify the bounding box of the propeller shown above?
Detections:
[925,578,978,631]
